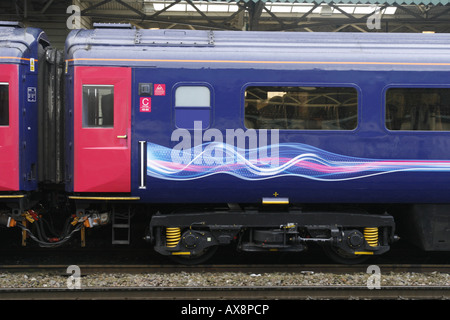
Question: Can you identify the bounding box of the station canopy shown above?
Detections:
[1,0,450,49]
[238,1,446,3]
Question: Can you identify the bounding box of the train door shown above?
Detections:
[0,64,19,191]
[74,66,131,192]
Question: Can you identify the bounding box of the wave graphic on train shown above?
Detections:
[146,142,450,181]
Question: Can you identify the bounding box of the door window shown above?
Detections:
[82,85,114,128]
[0,83,9,126]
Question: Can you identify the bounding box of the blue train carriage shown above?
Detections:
[65,24,450,264]
[0,22,61,232]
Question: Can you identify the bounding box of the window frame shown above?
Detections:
[242,82,361,132]
[383,84,450,133]
[173,82,214,130]
[0,82,9,126]
[82,84,115,128]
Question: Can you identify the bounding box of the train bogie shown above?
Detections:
[149,207,396,264]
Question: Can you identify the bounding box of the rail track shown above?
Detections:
[0,240,449,301]
[0,264,448,300]
[0,285,448,300]
[0,263,449,274]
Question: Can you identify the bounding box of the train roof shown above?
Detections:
[0,21,49,63]
[65,26,450,71]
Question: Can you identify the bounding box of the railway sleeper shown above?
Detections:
[149,209,396,264]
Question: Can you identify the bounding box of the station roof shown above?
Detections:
[1,0,450,49]
[239,1,445,3]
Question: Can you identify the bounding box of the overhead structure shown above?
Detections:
[0,1,449,48]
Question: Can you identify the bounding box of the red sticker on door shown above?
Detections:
[140,97,151,112]
[154,84,166,96]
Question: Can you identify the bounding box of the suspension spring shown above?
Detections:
[166,227,181,248]
[364,227,379,247]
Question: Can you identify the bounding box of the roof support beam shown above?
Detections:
[81,0,113,15]
[115,0,145,19]
[241,0,265,31]
[3,1,450,34]
[185,0,221,29]
[40,0,54,14]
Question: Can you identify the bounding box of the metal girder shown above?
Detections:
[0,1,450,33]
[241,0,445,4]
[78,0,247,30]
[73,1,450,32]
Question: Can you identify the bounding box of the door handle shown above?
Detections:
[117,135,127,139]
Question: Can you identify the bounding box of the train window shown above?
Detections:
[82,85,114,128]
[0,83,8,126]
[244,86,357,130]
[175,86,210,107]
[175,85,211,129]
[386,88,450,131]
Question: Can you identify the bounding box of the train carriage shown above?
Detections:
[0,22,56,221]
[2,23,450,264]
[62,24,449,264]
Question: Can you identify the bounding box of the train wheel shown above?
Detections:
[322,245,370,265]
[169,245,218,265]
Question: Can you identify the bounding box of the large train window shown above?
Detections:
[244,86,357,130]
[174,85,211,129]
[0,83,8,126]
[386,88,450,131]
[82,85,114,128]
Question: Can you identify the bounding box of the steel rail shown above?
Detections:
[0,285,448,300]
[0,264,449,274]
